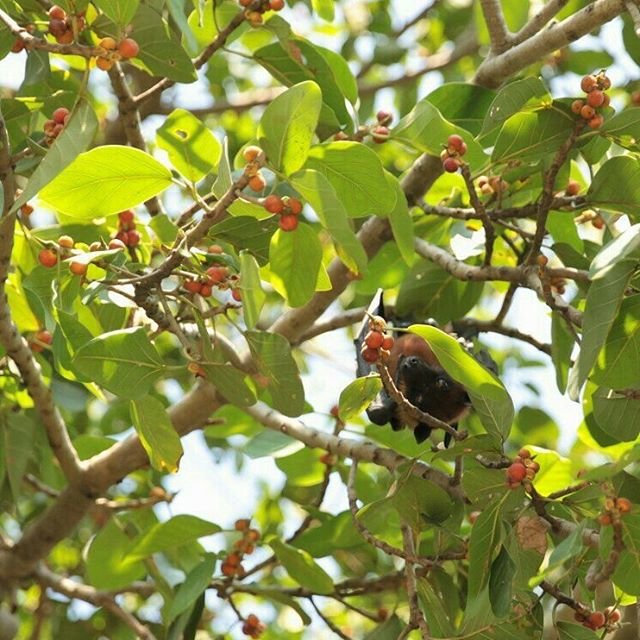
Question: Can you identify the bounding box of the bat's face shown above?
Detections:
[396,353,471,425]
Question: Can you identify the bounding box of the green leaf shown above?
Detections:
[12,101,98,213]
[244,430,302,459]
[417,579,456,637]
[567,225,640,399]
[156,108,221,183]
[239,251,266,329]
[86,519,146,590]
[364,615,405,639]
[492,108,574,164]
[385,171,414,265]
[391,475,454,527]
[94,0,139,25]
[254,39,353,128]
[312,0,335,21]
[269,224,322,307]
[258,81,322,175]
[130,397,183,473]
[200,363,256,407]
[556,622,600,640]
[246,331,305,417]
[613,514,640,595]
[290,169,368,274]
[269,539,333,594]
[73,328,166,399]
[293,511,363,556]
[467,495,507,598]
[392,99,487,168]
[593,295,640,388]
[480,77,551,138]
[588,156,640,217]
[408,325,514,441]
[551,311,575,394]
[305,142,395,217]
[275,448,325,487]
[489,546,515,618]
[427,83,496,136]
[2,414,35,502]
[601,107,640,152]
[166,554,217,623]
[126,515,221,561]
[396,260,483,324]
[39,146,173,219]
[338,375,382,421]
[131,4,197,83]
[592,387,640,442]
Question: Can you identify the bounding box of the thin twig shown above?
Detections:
[35,566,158,640]
[460,163,495,265]
[512,0,571,45]
[310,598,352,640]
[625,0,640,34]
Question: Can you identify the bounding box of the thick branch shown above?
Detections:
[479,0,511,53]
[474,0,626,87]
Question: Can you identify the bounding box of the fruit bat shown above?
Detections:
[355,290,486,445]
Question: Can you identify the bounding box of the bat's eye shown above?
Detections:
[435,377,449,391]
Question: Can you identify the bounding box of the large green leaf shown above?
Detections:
[130,396,183,473]
[2,414,35,502]
[427,83,496,136]
[613,514,640,595]
[12,101,98,213]
[592,387,640,442]
[305,142,396,217]
[131,4,197,83]
[491,108,574,164]
[588,156,640,217]
[126,515,221,561]
[567,225,640,399]
[258,81,322,176]
[417,579,456,637]
[275,447,326,487]
[73,328,166,399]
[293,511,363,557]
[200,363,256,407]
[290,169,368,274]
[385,171,414,265]
[467,495,507,599]
[601,107,640,152]
[269,539,333,594]
[156,108,221,183]
[246,331,305,417]
[239,251,266,329]
[94,0,139,24]
[269,224,323,307]
[39,146,173,219]
[480,77,551,138]
[409,325,514,440]
[254,38,353,129]
[489,546,515,618]
[396,260,484,324]
[392,99,487,169]
[593,295,640,388]
[86,519,146,590]
[338,376,382,422]
[166,554,217,623]
[556,622,600,640]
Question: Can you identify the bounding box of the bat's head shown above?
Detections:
[396,354,471,424]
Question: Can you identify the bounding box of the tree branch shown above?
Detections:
[511,0,571,46]
[474,0,626,87]
[242,401,460,497]
[0,109,83,484]
[479,0,511,53]
[35,565,158,640]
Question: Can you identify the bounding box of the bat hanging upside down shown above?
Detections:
[355,290,476,445]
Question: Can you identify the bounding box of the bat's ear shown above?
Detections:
[354,288,386,378]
